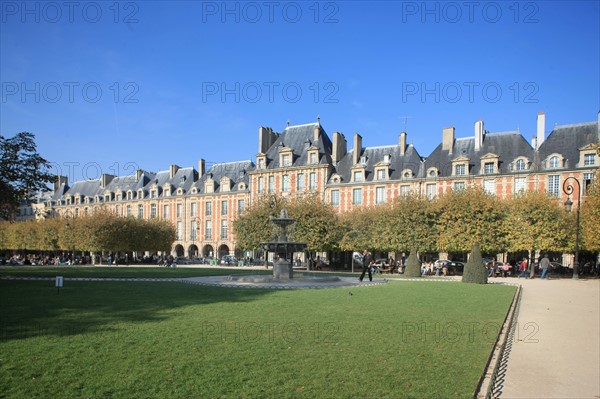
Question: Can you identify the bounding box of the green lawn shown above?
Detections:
[0,275,516,399]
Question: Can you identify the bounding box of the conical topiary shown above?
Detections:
[462,242,488,284]
[403,249,422,278]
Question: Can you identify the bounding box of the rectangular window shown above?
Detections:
[126,205,131,217]
[455,164,466,176]
[205,202,212,216]
[352,188,362,205]
[282,175,290,192]
[176,203,182,218]
[205,220,212,240]
[190,202,197,217]
[238,199,245,212]
[115,205,121,216]
[514,177,526,194]
[163,204,170,219]
[309,152,317,164]
[309,172,317,190]
[400,185,410,196]
[484,162,495,174]
[282,154,291,166]
[483,179,495,194]
[584,153,596,166]
[426,183,437,199]
[221,200,228,216]
[548,175,560,197]
[331,190,340,206]
[454,182,466,191]
[297,173,305,191]
[220,220,228,240]
[150,204,157,219]
[353,171,363,182]
[268,176,275,193]
[151,190,157,198]
[258,176,265,193]
[376,187,386,204]
[190,220,197,240]
[377,169,386,180]
[584,173,594,194]
[137,204,144,218]
[176,221,182,240]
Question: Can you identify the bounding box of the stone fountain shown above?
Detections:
[260,209,307,279]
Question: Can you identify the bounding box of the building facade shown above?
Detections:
[19,111,600,260]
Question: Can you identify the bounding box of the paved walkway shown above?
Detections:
[497,277,600,399]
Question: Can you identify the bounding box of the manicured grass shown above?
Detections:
[0,278,516,398]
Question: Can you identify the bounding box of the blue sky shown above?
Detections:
[1,1,599,182]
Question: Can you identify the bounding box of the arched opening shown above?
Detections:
[202,245,214,258]
[188,244,199,258]
[174,245,184,257]
[218,244,230,259]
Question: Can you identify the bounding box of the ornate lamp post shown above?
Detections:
[563,177,581,280]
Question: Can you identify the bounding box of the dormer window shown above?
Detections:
[484,162,494,174]
[238,182,246,190]
[427,167,439,178]
[257,155,266,170]
[480,153,499,175]
[309,151,318,165]
[177,188,184,195]
[360,156,367,165]
[137,189,144,199]
[127,191,133,200]
[383,154,390,163]
[515,159,527,171]
[455,164,466,176]
[549,155,560,169]
[282,154,291,166]
[205,178,214,194]
[353,170,364,182]
[376,169,386,180]
[584,153,596,166]
[220,177,231,192]
[402,169,413,179]
[190,187,198,194]
[75,196,81,205]
[104,194,111,202]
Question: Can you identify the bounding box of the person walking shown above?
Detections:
[518,257,529,278]
[359,250,372,282]
[540,254,551,279]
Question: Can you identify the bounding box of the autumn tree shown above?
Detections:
[232,194,285,251]
[581,177,600,252]
[503,190,570,270]
[435,186,506,253]
[387,195,437,253]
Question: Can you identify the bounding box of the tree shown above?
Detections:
[581,177,600,252]
[387,195,437,253]
[0,132,54,220]
[462,242,488,284]
[503,190,570,269]
[232,194,284,251]
[435,186,506,253]
[403,249,422,277]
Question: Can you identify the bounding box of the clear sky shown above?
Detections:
[1,1,599,182]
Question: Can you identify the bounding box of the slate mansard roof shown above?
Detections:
[537,122,599,170]
[332,143,423,183]
[193,160,255,194]
[425,131,534,177]
[262,122,333,169]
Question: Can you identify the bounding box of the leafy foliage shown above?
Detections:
[581,176,600,251]
[0,132,55,220]
[0,211,176,252]
[435,187,506,253]
[462,242,488,284]
[387,195,437,252]
[403,249,422,277]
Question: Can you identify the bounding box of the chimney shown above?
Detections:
[54,175,68,193]
[532,136,538,151]
[353,133,363,165]
[100,174,115,188]
[169,164,180,179]
[258,126,278,154]
[442,126,455,154]
[136,169,144,181]
[332,132,347,165]
[474,119,484,151]
[399,132,407,155]
[198,159,205,178]
[313,124,320,142]
[536,112,546,148]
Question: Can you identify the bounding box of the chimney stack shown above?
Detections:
[198,159,205,178]
[332,132,347,165]
[399,132,407,156]
[136,169,144,181]
[313,124,320,142]
[536,112,546,149]
[474,119,484,151]
[54,175,68,193]
[258,126,278,154]
[442,126,455,154]
[169,165,180,179]
[353,133,363,165]
[100,174,115,188]
[532,136,538,151]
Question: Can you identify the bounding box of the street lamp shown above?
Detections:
[562,176,581,280]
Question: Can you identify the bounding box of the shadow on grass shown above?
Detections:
[0,279,274,343]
